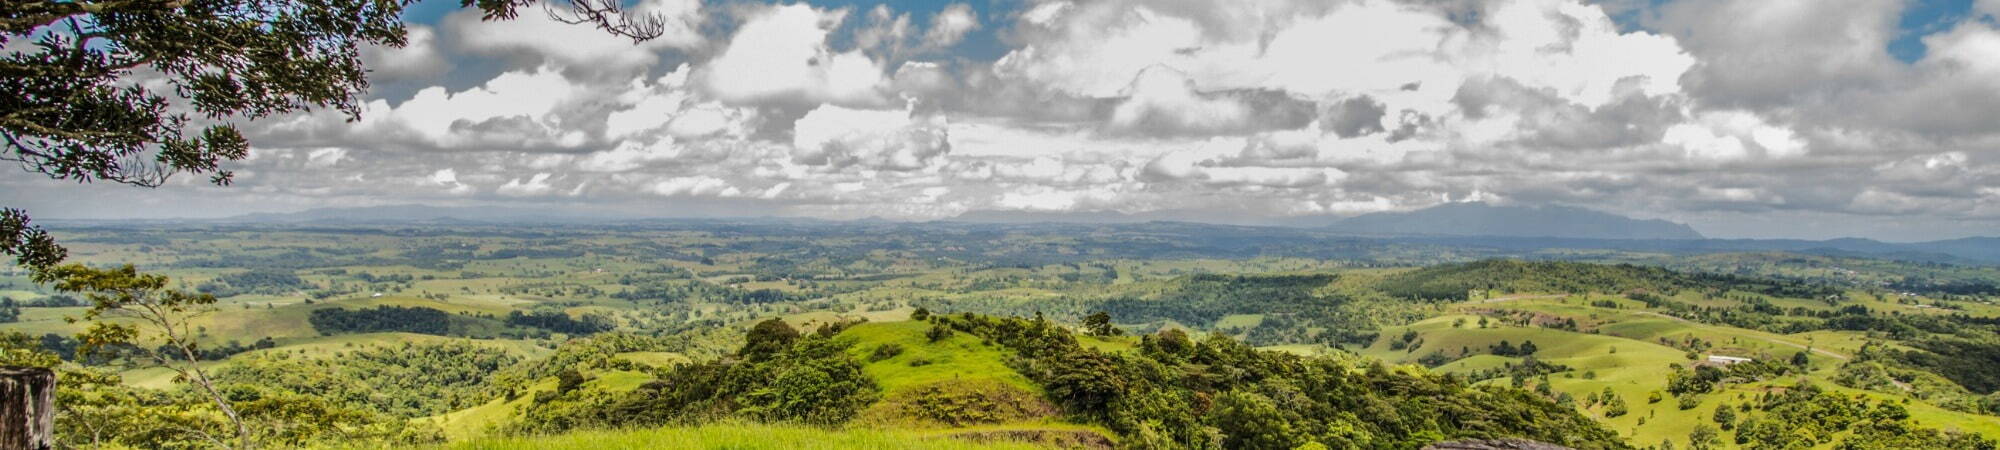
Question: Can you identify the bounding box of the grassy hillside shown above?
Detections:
[1359,293,2000,448]
[429,369,656,441]
[10,224,1998,449]
[838,321,1038,395]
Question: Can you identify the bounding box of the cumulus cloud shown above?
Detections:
[445,0,705,72]
[497,173,559,197]
[428,168,475,195]
[699,4,886,105]
[267,65,593,151]
[1104,66,1314,137]
[648,175,741,197]
[791,104,951,171]
[923,3,980,49]
[360,26,451,82]
[1660,110,1806,161]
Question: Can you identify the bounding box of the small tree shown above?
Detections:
[1206,390,1305,449]
[43,264,245,447]
[1689,424,1721,449]
[1082,311,1119,336]
[740,318,799,360]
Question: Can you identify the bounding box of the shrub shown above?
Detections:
[868,343,904,362]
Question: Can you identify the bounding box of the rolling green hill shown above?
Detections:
[7,225,1998,449]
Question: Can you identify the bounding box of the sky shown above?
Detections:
[5,0,2000,241]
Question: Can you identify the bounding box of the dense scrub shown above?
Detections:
[931,313,1630,449]
[1726,383,1995,449]
[212,342,519,417]
[499,321,876,434]
[196,268,309,297]
[504,310,614,335]
[309,305,452,335]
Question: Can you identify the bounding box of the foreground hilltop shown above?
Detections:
[435,312,1627,449]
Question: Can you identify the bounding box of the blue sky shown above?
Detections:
[1889,0,1990,61]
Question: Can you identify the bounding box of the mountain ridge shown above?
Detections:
[1324,202,1706,240]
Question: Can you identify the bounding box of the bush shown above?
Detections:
[740,318,800,360]
[868,343,904,362]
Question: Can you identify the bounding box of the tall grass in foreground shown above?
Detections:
[434,423,1050,450]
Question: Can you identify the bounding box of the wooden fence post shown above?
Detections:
[0,367,54,450]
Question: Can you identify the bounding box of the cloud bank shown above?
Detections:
[8,0,2000,241]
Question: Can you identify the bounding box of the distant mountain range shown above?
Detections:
[1322,202,1706,240]
[63,203,1995,264]
[953,202,1705,240]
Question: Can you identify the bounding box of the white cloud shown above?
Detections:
[577,140,682,172]
[1923,22,2000,79]
[1105,66,1251,135]
[306,148,347,167]
[923,3,980,49]
[699,4,886,105]
[854,5,912,56]
[648,176,740,197]
[428,168,474,195]
[360,26,450,81]
[497,173,558,197]
[1662,110,1808,161]
[348,65,587,149]
[446,0,704,71]
[791,104,951,171]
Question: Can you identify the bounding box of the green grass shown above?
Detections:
[1077,334,1136,353]
[1402,299,2000,447]
[1213,313,1264,330]
[614,351,690,368]
[430,369,654,441]
[1256,344,1332,357]
[1361,314,1741,447]
[430,422,1052,450]
[836,321,1039,396]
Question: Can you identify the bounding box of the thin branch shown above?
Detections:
[544,0,667,42]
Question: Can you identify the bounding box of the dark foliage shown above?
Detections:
[504,310,613,335]
[307,305,451,335]
[936,313,1631,449]
[739,318,800,360]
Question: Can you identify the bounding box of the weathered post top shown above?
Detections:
[0,366,54,450]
